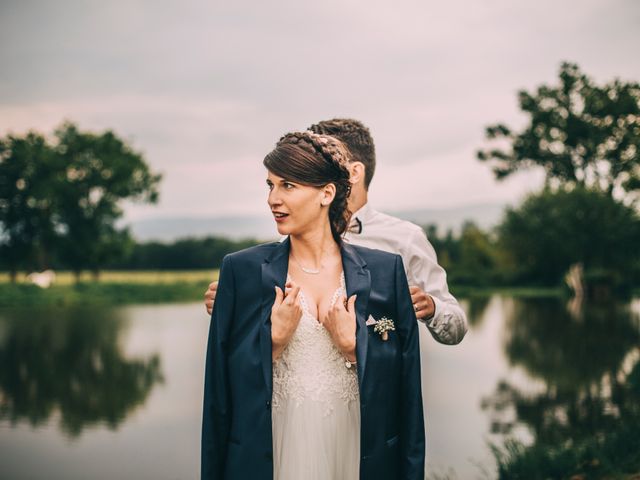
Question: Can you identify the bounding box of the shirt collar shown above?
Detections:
[351,202,375,223]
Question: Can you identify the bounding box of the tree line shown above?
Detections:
[427,189,640,293]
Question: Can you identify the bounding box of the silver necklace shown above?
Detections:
[292,254,322,275]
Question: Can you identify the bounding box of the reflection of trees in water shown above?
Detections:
[461,296,491,328]
[483,298,640,478]
[0,307,164,438]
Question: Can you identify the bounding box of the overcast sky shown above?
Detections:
[1,0,639,221]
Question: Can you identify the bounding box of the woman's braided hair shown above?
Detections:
[263,131,352,243]
[308,118,376,189]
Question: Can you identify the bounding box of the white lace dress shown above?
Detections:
[272,273,360,480]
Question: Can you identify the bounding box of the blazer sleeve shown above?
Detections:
[394,254,426,479]
[201,254,235,480]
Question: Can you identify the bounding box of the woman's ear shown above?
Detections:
[349,162,365,186]
[321,183,336,206]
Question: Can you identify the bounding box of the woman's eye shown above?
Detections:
[283,182,294,189]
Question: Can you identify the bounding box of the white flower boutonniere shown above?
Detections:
[373,317,395,341]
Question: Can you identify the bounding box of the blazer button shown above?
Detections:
[265,451,273,460]
[266,400,271,410]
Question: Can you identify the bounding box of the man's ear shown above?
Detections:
[321,183,336,206]
[349,162,365,186]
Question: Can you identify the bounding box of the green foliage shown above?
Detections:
[477,62,640,202]
[52,122,161,276]
[0,132,61,277]
[0,122,161,280]
[425,222,501,287]
[497,186,640,288]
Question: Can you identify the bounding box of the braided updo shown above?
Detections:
[308,118,376,189]
[263,131,352,243]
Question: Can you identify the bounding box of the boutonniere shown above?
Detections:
[373,317,395,341]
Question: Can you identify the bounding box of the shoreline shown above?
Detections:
[1,270,636,308]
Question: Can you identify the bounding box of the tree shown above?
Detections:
[423,223,500,287]
[53,122,161,280]
[497,187,640,288]
[454,221,498,286]
[477,62,640,202]
[0,132,61,281]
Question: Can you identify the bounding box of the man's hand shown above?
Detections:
[271,281,302,360]
[409,286,435,321]
[204,281,218,315]
[322,294,357,362]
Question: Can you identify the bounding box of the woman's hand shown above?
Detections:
[271,281,302,360]
[322,294,357,362]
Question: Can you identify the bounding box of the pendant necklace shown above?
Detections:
[292,254,321,275]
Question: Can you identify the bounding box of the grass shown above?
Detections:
[0,269,217,285]
[0,270,218,307]
[0,271,634,307]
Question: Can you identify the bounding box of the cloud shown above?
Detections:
[1,0,638,220]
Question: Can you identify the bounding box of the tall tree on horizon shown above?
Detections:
[0,122,161,281]
[53,122,161,280]
[477,62,640,203]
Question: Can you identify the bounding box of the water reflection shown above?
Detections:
[465,296,492,328]
[0,307,164,438]
[483,298,640,478]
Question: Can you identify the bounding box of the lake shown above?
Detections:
[1,295,639,479]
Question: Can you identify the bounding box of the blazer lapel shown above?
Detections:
[260,237,290,395]
[341,242,371,389]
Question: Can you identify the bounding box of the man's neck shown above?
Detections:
[348,189,368,215]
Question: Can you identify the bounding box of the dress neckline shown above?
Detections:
[286,272,345,322]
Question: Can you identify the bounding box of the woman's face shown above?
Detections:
[266,171,333,236]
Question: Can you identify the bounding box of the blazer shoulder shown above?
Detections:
[349,243,402,269]
[224,241,281,265]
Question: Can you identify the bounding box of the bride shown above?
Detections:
[202,131,424,480]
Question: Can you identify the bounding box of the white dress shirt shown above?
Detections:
[344,203,468,345]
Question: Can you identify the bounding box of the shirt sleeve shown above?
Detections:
[404,226,468,345]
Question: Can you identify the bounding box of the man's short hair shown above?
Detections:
[308,118,376,189]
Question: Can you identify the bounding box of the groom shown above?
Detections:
[205,118,468,346]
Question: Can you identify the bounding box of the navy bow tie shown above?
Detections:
[348,217,362,234]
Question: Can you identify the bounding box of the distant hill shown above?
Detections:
[389,203,506,235]
[127,203,506,242]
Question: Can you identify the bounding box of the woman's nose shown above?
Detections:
[268,189,282,207]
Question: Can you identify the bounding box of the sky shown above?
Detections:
[1,0,639,222]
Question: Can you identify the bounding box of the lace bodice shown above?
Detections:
[272,273,359,415]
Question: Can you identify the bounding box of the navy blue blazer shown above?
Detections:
[202,237,424,480]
